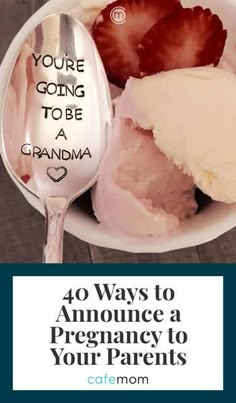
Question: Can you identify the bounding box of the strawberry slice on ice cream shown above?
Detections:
[92,0,182,87]
[139,6,227,75]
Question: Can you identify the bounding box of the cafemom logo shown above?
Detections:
[110,6,127,24]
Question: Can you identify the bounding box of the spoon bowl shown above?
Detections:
[1,13,112,263]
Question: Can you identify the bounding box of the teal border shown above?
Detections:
[0,263,234,402]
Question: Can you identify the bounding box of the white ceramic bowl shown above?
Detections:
[1,0,236,253]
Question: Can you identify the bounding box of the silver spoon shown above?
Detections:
[1,14,112,263]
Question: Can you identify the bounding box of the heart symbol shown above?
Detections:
[47,167,68,183]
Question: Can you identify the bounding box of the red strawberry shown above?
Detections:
[92,0,182,88]
[138,6,227,75]
[21,174,31,184]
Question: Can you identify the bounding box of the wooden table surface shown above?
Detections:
[0,0,235,263]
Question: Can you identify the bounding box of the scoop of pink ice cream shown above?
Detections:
[92,95,197,236]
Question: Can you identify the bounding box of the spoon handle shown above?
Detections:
[43,197,68,264]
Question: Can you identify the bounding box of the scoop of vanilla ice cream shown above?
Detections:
[122,67,236,203]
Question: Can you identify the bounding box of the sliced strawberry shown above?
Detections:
[138,6,227,75]
[92,0,182,88]
[21,174,31,184]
